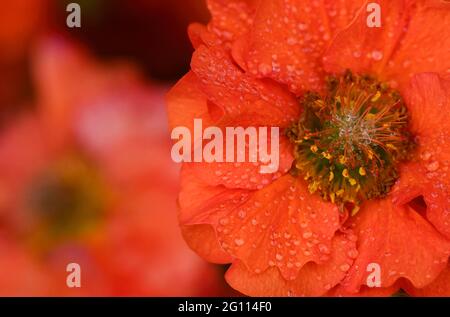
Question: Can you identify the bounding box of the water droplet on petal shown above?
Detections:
[258,63,272,75]
[234,238,245,246]
[318,244,330,254]
[426,161,440,172]
[347,249,359,259]
[219,217,229,226]
[371,50,383,61]
[340,263,351,272]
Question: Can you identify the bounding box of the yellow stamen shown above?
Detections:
[351,205,360,216]
[330,192,335,203]
[309,182,319,193]
[329,171,334,182]
[359,167,366,176]
[371,91,381,102]
[386,143,397,150]
[342,169,350,178]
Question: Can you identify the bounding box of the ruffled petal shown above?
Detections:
[181,224,233,264]
[244,0,365,95]
[324,1,450,91]
[405,73,450,136]
[329,283,400,297]
[178,167,251,225]
[178,168,250,263]
[393,163,450,240]
[191,45,299,127]
[340,198,450,294]
[383,1,450,90]
[225,232,357,296]
[189,0,259,49]
[403,262,450,297]
[191,174,341,280]
[392,73,450,238]
[182,134,293,190]
[206,0,259,45]
[166,71,214,132]
[323,0,411,83]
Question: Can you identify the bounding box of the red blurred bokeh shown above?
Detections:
[0,0,234,296]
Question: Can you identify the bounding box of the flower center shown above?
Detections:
[287,71,414,214]
[26,155,107,245]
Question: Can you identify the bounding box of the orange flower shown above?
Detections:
[0,0,48,112]
[0,38,226,296]
[167,0,450,296]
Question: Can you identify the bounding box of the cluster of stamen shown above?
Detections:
[287,71,414,214]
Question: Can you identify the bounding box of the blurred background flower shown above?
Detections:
[0,0,235,296]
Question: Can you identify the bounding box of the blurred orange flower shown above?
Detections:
[168,0,450,296]
[0,37,225,296]
[0,0,48,117]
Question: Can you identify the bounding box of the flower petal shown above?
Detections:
[166,71,213,132]
[191,45,299,127]
[402,262,450,297]
[405,73,450,136]
[182,134,293,190]
[188,0,259,50]
[340,198,450,294]
[383,1,450,90]
[392,73,450,238]
[178,167,251,225]
[214,174,341,280]
[324,1,450,91]
[244,0,365,94]
[329,283,400,297]
[225,232,357,296]
[181,224,233,264]
[207,0,259,44]
[323,0,411,83]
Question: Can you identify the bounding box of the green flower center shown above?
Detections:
[287,71,415,214]
[26,155,107,245]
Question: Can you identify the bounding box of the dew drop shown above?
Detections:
[420,151,432,161]
[426,161,440,172]
[371,50,383,61]
[258,63,272,75]
[347,249,359,259]
[298,23,308,30]
[234,238,245,246]
[340,263,350,272]
[353,51,362,58]
[318,244,330,254]
[219,217,229,226]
